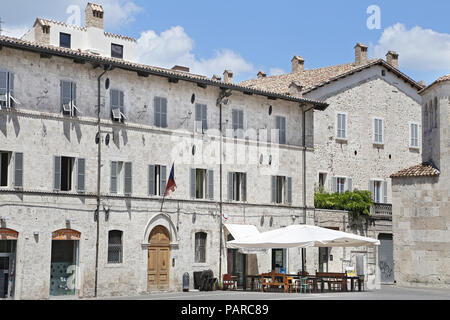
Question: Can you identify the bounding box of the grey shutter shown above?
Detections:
[54,156,61,191]
[61,81,72,111]
[0,71,7,96]
[154,97,161,127]
[208,170,214,200]
[111,89,119,109]
[332,177,337,193]
[8,73,14,106]
[148,165,155,196]
[124,162,132,195]
[347,178,353,192]
[202,104,208,131]
[77,158,85,192]
[195,104,202,132]
[160,165,167,197]
[287,177,292,204]
[242,173,247,202]
[161,98,168,128]
[119,91,124,114]
[232,110,238,136]
[110,161,118,194]
[190,168,196,199]
[71,82,76,108]
[383,180,388,203]
[14,152,23,188]
[369,180,374,200]
[228,172,233,201]
[271,176,276,203]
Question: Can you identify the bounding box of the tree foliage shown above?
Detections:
[314,187,373,217]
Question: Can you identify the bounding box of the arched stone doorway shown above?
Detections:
[148,225,170,292]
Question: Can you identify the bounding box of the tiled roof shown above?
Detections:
[419,74,450,94]
[240,59,423,95]
[0,35,328,109]
[390,163,440,178]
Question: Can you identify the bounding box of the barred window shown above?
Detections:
[108,230,123,264]
[195,232,207,263]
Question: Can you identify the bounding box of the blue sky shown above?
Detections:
[2,0,450,84]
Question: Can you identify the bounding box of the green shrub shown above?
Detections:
[314,187,373,218]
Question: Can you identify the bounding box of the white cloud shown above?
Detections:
[1,25,30,39]
[136,26,254,78]
[269,68,285,76]
[372,23,450,71]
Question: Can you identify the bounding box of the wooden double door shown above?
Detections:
[148,226,170,291]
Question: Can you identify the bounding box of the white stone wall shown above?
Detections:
[305,65,422,203]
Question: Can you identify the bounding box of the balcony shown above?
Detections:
[371,203,392,219]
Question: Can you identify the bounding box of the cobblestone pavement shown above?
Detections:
[99,285,450,300]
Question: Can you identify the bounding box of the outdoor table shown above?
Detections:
[345,276,362,292]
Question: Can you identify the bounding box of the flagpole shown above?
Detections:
[160,193,166,212]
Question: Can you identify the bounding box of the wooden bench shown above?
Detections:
[261,271,293,293]
[316,272,347,292]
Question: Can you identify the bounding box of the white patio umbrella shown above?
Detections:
[227,224,380,249]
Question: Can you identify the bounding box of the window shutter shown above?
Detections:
[124,162,132,195]
[202,104,208,131]
[119,91,124,114]
[232,110,238,133]
[383,180,388,203]
[0,71,7,96]
[77,158,85,192]
[61,81,72,111]
[190,168,196,199]
[161,98,168,128]
[160,165,167,197]
[208,170,214,200]
[148,165,155,196]
[8,73,14,106]
[71,82,76,108]
[347,178,353,192]
[332,177,337,193]
[195,103,202,132]
[369,180,374,201]
[228,172,233,201]
[154,97,161,127]
[54,156,61,191]
[111,89,119,109]
[287,177,292,204]
[271,176,276,203]
[14,152,23,188]
[110,161,118,194]
[242,173,247,202]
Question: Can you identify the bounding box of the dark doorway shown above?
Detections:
[0,240,16,299]
[378,233,394,283]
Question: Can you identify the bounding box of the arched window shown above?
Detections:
[195,232,207,263]
[108,230,123,264]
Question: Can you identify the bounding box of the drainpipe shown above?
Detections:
[94,65,111,298]
[301,104,314,274]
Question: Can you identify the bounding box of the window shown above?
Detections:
[190,168,213,200]
[108,230,123,264]
[61,80,80,117]
[195,232,207,263]
[336,113,347,139]
[111,44,124,59]
[0,152,11,187]
[148,165,167,196]
[271,176,292,204]
[276,116,286,144]
[370,180,388,203]
[195,103,207,133]
[54,156,76,192]
[374,118,383,144]
[110,161,132,195]
[332,176,353,194]
[318,173,327,189]
[59,33,71,48]
[410,123,419,148]
[154,97,168,128]
[42,26,50,34]
[272,249,287,272]
[0,152,19,188]
[110,89,126,122]
[0,71,19,109]
[228,172,247,202]
[232,109,244,139]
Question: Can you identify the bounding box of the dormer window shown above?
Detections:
[59,33,71,49]
[42,26,50,34]
[111,44,123,59]
[93,11,103,19]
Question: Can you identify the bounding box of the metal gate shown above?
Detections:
[378,234,394,284]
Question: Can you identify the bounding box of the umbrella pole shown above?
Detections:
[301,248,305,276]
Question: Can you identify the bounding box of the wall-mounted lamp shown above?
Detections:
[104,206,110,222]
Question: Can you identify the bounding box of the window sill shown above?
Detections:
[409,146,420,151]
[373,142,384,147]
[104,263,124,269]
[335,137,348,143]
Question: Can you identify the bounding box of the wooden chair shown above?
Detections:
[223,274,237,290]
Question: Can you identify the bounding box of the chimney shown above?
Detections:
[386,51,399,69]
[171,65,190,73]
[289,81,303,96]
[223,70,233,83]
[291,56,304,73]
[85,3,104,29]
[354,43,368,66]
[212,75,221,81]
[257,71,267,79]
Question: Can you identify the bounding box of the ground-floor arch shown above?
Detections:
[148,225,171,292]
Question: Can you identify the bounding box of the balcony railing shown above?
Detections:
[371,203,392,219]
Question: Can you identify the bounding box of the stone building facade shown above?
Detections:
[391,75,450,288]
